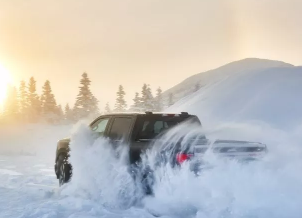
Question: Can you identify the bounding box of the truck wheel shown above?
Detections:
[129,164,154,195]
[141,169,154,195]
[57,154,72,186]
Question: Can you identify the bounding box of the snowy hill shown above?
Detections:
[163,58,293,102]
[166,58,302,130]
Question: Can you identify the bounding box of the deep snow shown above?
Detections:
[1,59,302,218]
[167,64,302,130]
[1,121,302,218]
[163,58,294,106]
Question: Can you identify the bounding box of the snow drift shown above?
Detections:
[167,59,302,130]
[163,58,293,103]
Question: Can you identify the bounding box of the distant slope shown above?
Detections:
[163,58,294,104]
[166,59,302,129]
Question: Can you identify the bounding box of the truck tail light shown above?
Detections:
[176,153,193,164]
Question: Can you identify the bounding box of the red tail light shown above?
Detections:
[176,153,193,164]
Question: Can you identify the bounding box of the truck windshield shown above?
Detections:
[136,115,200,140]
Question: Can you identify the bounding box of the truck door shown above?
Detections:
[107,116,135,149]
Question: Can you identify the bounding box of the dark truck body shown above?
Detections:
[54,112,200,177]
[54,112,267,183]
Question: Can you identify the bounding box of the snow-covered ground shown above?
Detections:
[1,58,302,218]
[1,122,302,218]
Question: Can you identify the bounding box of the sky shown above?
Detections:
[0,0,301,109]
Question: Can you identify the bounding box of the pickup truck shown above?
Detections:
[54,112,267,186]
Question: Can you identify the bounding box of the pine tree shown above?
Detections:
[74,72,99,119]
[168,92,174,107]
[114,85,127,112]
[18,80,28,118]
[141,84,154,111]
[104,102,111,114]
[64,103,73,122]
[132,92,142,112]
[41,80,58,122]
[56,104,64,121]
[155,87,163,111]
[28,77,41,122]
[65,103,70,114]
[91,95,100,115]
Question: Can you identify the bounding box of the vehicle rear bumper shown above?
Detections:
[188,153,265,173]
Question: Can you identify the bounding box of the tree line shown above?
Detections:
[0,73,98,124]
[109,83,172,114]
[0,72,182,124]
[101,82,177,114]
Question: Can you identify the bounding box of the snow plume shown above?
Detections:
[60,122,145,209]
[142,122,302,218]
[54,121,302,218]
[140,122,206,170]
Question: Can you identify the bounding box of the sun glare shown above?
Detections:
[0,64,12,105]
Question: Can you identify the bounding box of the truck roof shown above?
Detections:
[101,111,192,116]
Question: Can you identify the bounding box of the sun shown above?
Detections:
[0,64,12,105]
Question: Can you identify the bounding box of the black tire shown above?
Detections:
[129,163,154,195]
[57,154,72,186]
[141,168,154,195]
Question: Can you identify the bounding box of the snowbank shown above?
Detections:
[163,58,293,104]
[167,62,302,130]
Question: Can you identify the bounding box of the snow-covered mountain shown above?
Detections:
[166,58,301,130]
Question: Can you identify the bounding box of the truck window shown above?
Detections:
[137,115,200,140]
[153,121,169,134]
[91,118,110,135]
[108,117,132,141]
